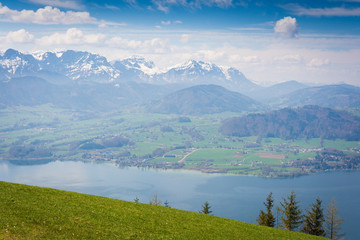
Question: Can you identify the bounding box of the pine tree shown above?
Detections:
[301,197,325,236]
[279,191,302,231]
[325,199,344,239]
[257,192,275,227]
[200,201,212,215]
[164,200,170,208]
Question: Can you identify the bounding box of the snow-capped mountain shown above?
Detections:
[0,49,121,84]
[155,60,224,84]
[151,60,260,93]
[33,50,120,83]
[0,49,40,78]
[111,56,157,83]
[0,49,258,94]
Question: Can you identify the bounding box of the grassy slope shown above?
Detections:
[0,182,324,240]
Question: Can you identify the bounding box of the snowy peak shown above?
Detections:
[122,56,155,69]
[0,49,39,77]
[172,59,220,73]
[3,49,22,59]
[116,56,157,75]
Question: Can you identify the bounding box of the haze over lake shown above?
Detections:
[1,160,359,239]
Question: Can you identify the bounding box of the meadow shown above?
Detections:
[0,181,324,239]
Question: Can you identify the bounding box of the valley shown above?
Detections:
[1,105,359,177]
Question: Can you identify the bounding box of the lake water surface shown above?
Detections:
[1,160,359,239]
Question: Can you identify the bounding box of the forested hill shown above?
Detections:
[219,105,360,140]
[148,84,263,115]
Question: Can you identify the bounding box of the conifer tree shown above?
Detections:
[164,200,170,208]
[257,192,275,227]
[325,199,344,239]
[200,201,212,215]
[279,191,302,231]
[301,197,325,236]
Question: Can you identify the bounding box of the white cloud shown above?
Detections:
[274,54,302,64]
[106,35,170,53]
[106,37,142,48]
[308,58,330,67]
[161,20,171,25]
[180,34,191,43]
[282,4,360,17]
[151,0,234,13]
[161,20,182,25]
[37,28,105,45]
[242,55,260,63]
[274,16,299,38]
[5,29,34,43]
[0,3,96,25]
[28,0,85,10]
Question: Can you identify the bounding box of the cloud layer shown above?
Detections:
[152,0,235,13]
[37,28,105,45]
[282,4,360,17]
[4,29,34,43]
[0,3,96,24]
[28,0,85,10]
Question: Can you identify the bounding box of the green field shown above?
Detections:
[0,181,324,240]
[0,105,359,177]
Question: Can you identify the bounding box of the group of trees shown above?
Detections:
[135,194,212,214]
[257,191,344,239]
[136,191,343,239]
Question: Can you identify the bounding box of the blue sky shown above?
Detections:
[0,0,359,85]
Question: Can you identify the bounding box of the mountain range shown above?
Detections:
[1,48,359,113]
[0,49,255,92]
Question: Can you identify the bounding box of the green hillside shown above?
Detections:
[0,181,323,240]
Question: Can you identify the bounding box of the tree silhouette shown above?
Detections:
[149,193,162,206]
[257,192,275,227]
[301,197,325,236]
[200,201,212,215]
[325,199,344,239]
[278,191,302,231]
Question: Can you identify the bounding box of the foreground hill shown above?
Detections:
[148,84,264,115]
[0,181,322,239]
[220,105,360,140]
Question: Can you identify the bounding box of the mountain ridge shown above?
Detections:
[219,105,360,140]
[0,49,256,93]
[148,84,265,115]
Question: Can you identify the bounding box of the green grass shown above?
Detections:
[0,181,323,240]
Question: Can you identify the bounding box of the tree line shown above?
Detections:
[257,191,344,239]
[135,191,343,239]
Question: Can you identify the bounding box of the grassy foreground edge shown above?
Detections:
[0,181,324,239]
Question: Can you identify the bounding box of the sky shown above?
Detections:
[0,0,359,86]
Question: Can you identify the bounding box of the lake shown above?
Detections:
[1,160,359,239]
